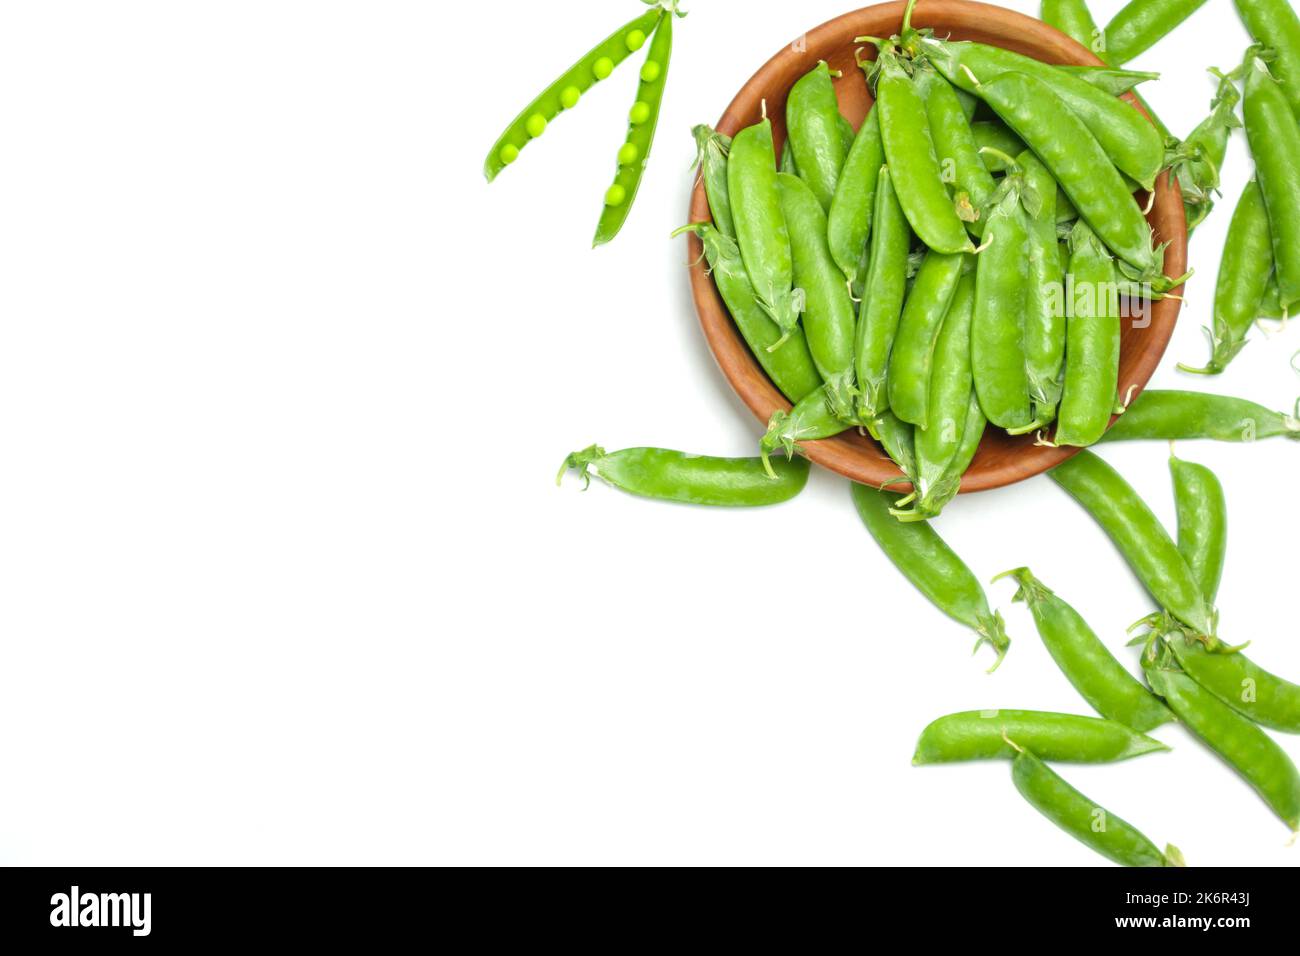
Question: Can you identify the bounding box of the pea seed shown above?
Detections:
[625,29,646,52]
[593,56,614,80]
[640,60,662,83]
[524,114,547,138]
[498,143,520,166]
[559,85,581,110]
[617,142,639,166]
[629,101,651,124]
[604,184,627,207]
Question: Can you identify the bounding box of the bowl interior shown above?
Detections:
[686,0,1187,494]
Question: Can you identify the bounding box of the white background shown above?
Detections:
[0,0,1296,866]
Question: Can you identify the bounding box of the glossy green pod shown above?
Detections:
[786,61,846,211]
[913,709,1169,764]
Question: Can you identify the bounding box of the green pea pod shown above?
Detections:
[1042,0,1105,59]
[1102,0,1209,64]
[729,117,799,336]
[1171,453,1227,607]
[1020,151,1066,425]
[1167,637,1300,735]
[913,710,1169,764]
[874,49,975,255]
[1050,450,1214,637]
[558,444,809,507]
[964,71,1157,275]
[759,385,850,477]
[869,409,918,485]
[850,482,1010,669]
[919,67,996,234]
[1258,272,1284,319]
[674,223,821,403]
[888,250,966,428]
[780,136,798,176]
[971,120,1026,171]
[1000,568,1173,732]
[778,173,857,418]
[972,174,1033,431]
[915,36,1164,190]
[911,272,976,501]
[827,105,884,290]
[837,114,856,156]
[1102,390,1300,442]
[1235,0,1300,122]
[786,61,846,212]
[1180,180,1272,375]
[593,14,674,246]
[1010,747,1179,866]
[1145,654,1300,830]
[484,8,662,181]
[691,125,735,239]
[1056,221,1121,447]
[1174,68,1241,235]
[910,390,985,520]
[1057,66,1161,95]
[854,166,912,422]
[1243,53,1300,310]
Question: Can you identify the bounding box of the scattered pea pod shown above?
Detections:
[912,710,1169,764]
[786,61,846,212]
[1166,635,1300,735]
[855,166,912,422]
[1243,51,1300,311]
[691,125,735,239]
[1171,452,1227,607]
[1101,390,1300,442]
[1009,744,1182,867]
[558,444,808,506]
[888,250,966,428]
[850,482,1010,669]
[1235,0,1300,122]
[675,222,822,403]
[1049,450,1215,637]
[1055,220,1121,447]
[1101,0,1210,66]
[484,7,662,181]
[999,568,1173,732]
[594,13,674,246]
[827,105,884,290]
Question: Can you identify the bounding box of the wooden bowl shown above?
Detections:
[686,0,1187,494]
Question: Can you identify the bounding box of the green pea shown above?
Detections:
[593,56,614,80]
[640,60,661,83]
[629,101,651,124]
[604,184,627,207]
[525,113,547,138]
[625,28,647,52]
[913,710,1169,764]
[558,444,809,507]
[618,142,639,166]
[560,85,582,110]
[1102,389,1300,442]
[1010,747,1180,867]
[498,143,520,166]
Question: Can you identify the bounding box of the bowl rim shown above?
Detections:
[685,0,1188,494]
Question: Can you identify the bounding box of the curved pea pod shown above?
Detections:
[1100,390,1300,442]
[999,568,1172,732]
[854,166,912,422]
[888,250,966,428]
[786,61,846,212]
[690,125,735,239]
[972,176,1033,432]
[913,709,1168,764]
[1055,221,1120,448]
[1017,150,1065,427]
[1180,179,1272,375]
[827,105,883,290]
[594,14,673,246]
[874,49,975,255]
[1145,653,1300,830]
[919,68,996,234]
[778,173,857,419]
[558,444,809,507]
[1042,0,1105,58]
[1171,453,1226,607]
[759,385,850,477]
[1057,66,1161,95]
[962,70,1157,276]
[1167,637,1300,735]
[917,36,1164,190]
[1010,747,1180,867]
[674,223,821,403]
[909,272,975,503]
[1243,54,1300,310]
[1235,0,1300,121]
[1049,450,1215,637]
[971,120,1026,172]
[484,8,661,180]
[850,482,1010,669]
[1102,0,1210,65]
[729,117,799,336]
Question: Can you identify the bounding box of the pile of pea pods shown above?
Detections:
[545,0,1300,865]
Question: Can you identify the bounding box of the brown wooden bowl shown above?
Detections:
[686,0,1187,494]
